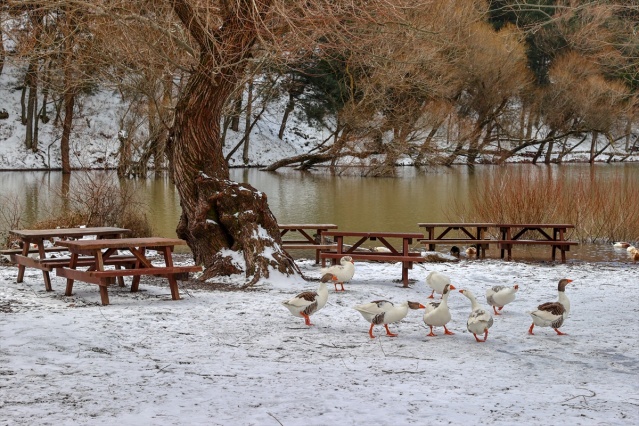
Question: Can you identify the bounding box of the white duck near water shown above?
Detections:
[528,278,572,336]
[459,289,494,342]
[613,242,631,248]
[354,300,425,338]
[425,271,456,299]
[281,275,330,326]
[321,256,355,292]
[485,284,519,315]
[423,283,455,337]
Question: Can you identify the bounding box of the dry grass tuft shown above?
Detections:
[28,172,153,238]
[453,169,639,243]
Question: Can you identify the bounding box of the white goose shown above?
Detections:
[423,283,455,337]
[281,275,330,326]
[425,271,456,299]
[613,242,630,248]
[321,256,355,292]
[354,299,425,338]
[528,278,572,336]
[459,289,494,342]
[485,284,519,315]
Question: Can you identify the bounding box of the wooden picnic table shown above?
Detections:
[497,223,577,263]
[279,223,338,265]
[417,223,496,258]
[8,227,132,291]
[54,237,201,305]
[320,231,425,287]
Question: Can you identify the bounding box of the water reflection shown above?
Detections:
[1,163,637,261]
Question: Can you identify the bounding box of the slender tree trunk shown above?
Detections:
[168,0,296,284]
[0,26,5,76]
[242,80,253,164]
[61,90,75,174]
[589,131,599,164]
[278,92,295,140]
[25,60,38,151]
[61,9,76,174]
[21,86,27,125]
[230,92,242,132]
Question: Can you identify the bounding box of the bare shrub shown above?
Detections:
[453,169,639,243]
[30,172,153,237]
[0,194,25,248]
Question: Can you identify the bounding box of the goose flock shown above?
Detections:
[282,256,575,341]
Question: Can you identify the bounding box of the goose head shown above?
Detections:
[407,301,426,310]
[557,278,572,292]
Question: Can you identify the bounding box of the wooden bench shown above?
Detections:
[279,223,338,265]
[11,253,139,289]
[55,237,202,305]
[417,223,496,258]
[320,231,425,287]
[8,227,132,291]
[1,246,69,256]
[498,240,578,262]
[56,265,202,304]
[10,254,138,270]
[417,239,495,258]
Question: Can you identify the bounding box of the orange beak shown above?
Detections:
[449,284,456,290]
[418,304,426,309]
[567,279,573,283]
[514,284,519,289]
[458,289,465,294]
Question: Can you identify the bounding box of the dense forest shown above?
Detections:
[1,1,638,282]
[1,1,637,176]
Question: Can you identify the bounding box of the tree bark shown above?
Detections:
[61,90,75,174]
[0,26,5,76]
[168,0,297,284]
[242,80,253,164]
[25,60,38,152]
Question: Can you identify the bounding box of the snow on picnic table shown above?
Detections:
[1,257,638,425]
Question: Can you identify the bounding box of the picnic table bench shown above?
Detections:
[497,223,577,263]
[7,227,133,291]
[417,223,496,258]
[54,237,202,305]
[279,223,338,265]
[320,231,425,287]
[416,222,577,263]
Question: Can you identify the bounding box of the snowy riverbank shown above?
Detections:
[1,256,638,425]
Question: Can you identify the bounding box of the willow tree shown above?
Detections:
[163,0,421,283]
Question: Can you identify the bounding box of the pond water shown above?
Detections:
[1,163,637,262]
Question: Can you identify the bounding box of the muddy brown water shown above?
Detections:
[2,163,637,263]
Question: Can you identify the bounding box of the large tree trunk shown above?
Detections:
[168,0,297,284]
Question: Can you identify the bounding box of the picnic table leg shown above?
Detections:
[161,246,181,301]
[16,243,29,283]
[402,265,409,288]
[34,241,53,291]
[64,253,79,296]
[42,270,53,292]
[98,279,110,305]
[131,261,141,292]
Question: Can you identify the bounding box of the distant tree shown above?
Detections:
[0,24,5,76]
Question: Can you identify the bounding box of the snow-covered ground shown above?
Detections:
[1,255,638,425]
